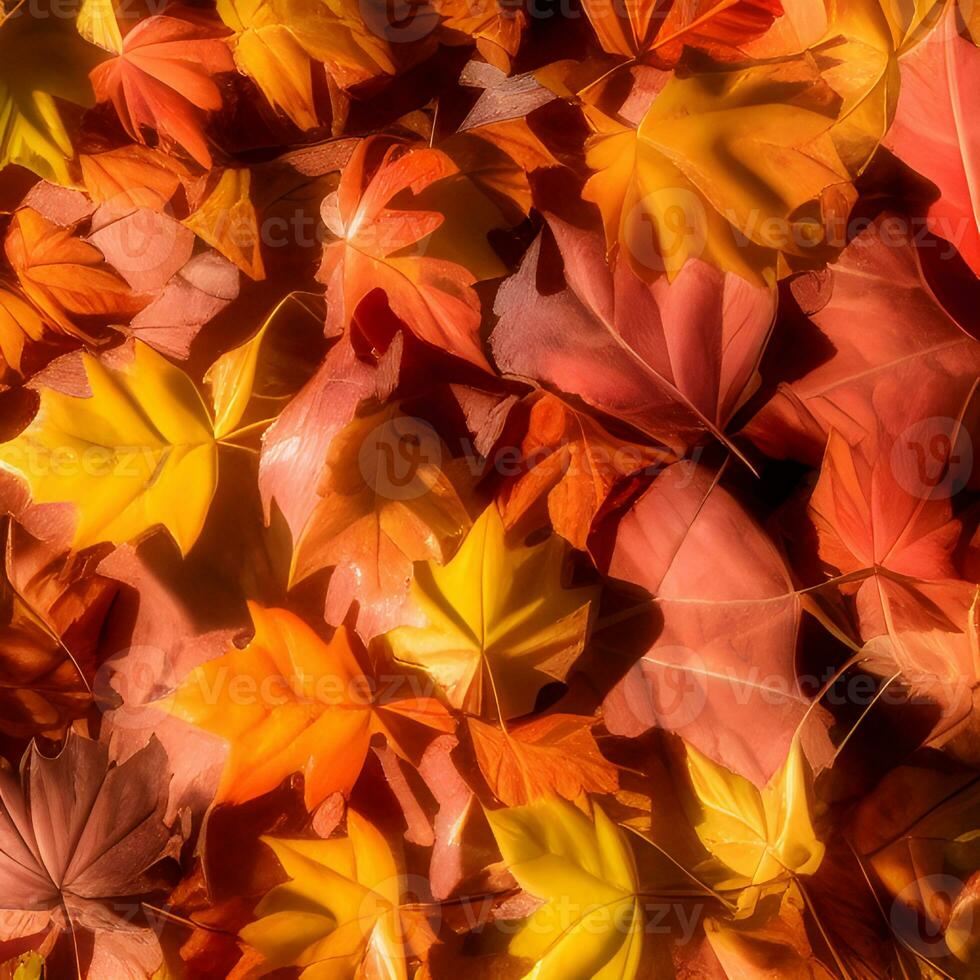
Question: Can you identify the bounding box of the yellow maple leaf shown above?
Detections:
[217,0,319,129]
[584,0,899,284]
[0,341,218,555]
[486,796,643,980]
[241,811,435,980]
[385,505,598,720]
[685,738,825,910]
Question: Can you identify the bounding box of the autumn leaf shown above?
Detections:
[241,811,436,978]
[584,1,898,283]
[703,885,837,979]
[0,733,180,978]
[808,414,980,729]
[258,336,375,547]
[686,737,824,908]
[182,168,266,279]
[492,214,774,460]
[79,144,193,214]
[885,3,980,275]
[582,0,784,64]
[318,138,506,369]
[0,341,218,555]
[205,290,325,440]
[386,504,598,720]
[127,250,240,359]
[5,208,143,337]
[850,762,980,971]
[434,0,525,72]
[468,713,619,807]
[274,0,397,87]
[485,796,643,979]
[0,520,115,738]
[0,287,47,377]
[0,951,44,980]
[89,12,235,168]
[744,214,980,466]
[497,393,669,550]
[217,0,320,129]
[165,603,452,809]
[290,404,472,639]
[0,7,106,184]
[601,462,813,787]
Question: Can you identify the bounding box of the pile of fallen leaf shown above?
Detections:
[0,0,978,976]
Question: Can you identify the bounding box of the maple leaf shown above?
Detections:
[0,341,218,555]
[808,409,980,727]
[217,0,320,129]
[165,603,452,809]
[386,504,598,720]
[582,0,784,64]
[468,713,619,807]
[317,138,505,369]
[497,393,669,550]
[492,215,774,460]
[885,3,980,275]
[241,811,436,978]
[290,404,472,639]
[583,2,898,283]
[0,7,106,184]
[686,737,824,910]
[601,461,814,787]
[744,214,980,466]
[0,733,180,978]
[5,208,143,337]
[485,796,643,979]
[89,12,235,168]
[274,0,397,88]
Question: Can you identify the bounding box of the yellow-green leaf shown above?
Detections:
[0,8,106,184]
[0,342,218,554]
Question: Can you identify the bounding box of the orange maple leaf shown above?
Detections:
[89,12,235,168]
